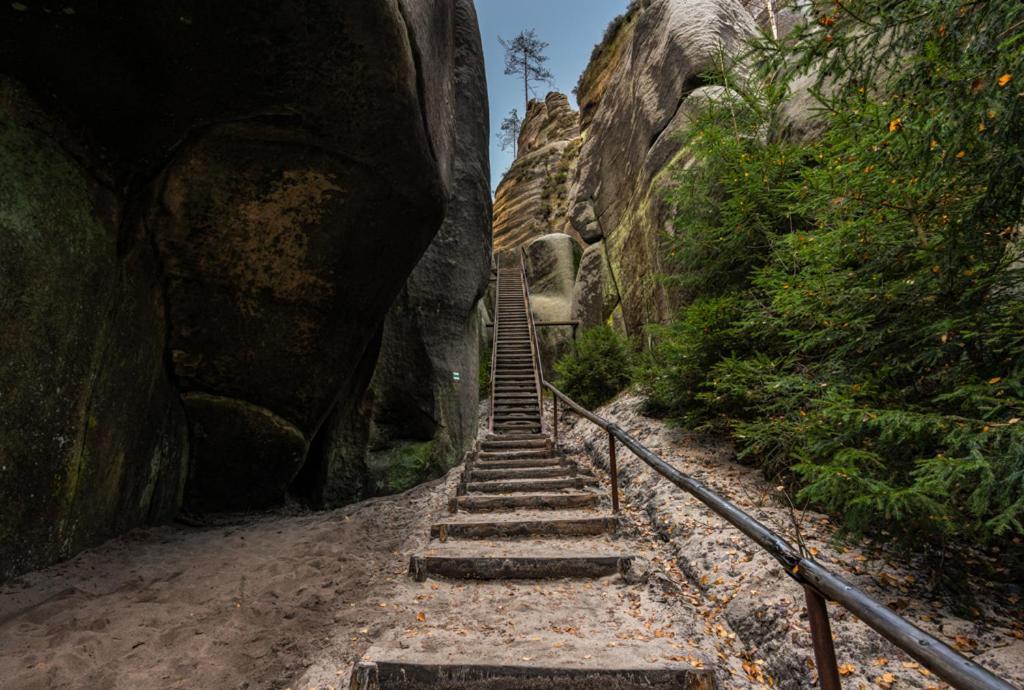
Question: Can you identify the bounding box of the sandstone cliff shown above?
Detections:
[569,0,758,334]
[492,93,581,254]
[0,0,490,579]
[491,0,792,341]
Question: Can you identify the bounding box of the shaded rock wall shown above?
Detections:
[0,79,188,578]
[571,241,621,329]
[1,0,490,578]
[351,0,492,499]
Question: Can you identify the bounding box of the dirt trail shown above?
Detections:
[0,482,448,689]
[559,393,1024,690]
[4,394,1021,689]
[0,440,764,689]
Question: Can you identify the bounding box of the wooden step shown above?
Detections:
[451,492,598,512]
[430,514,617,540]
[466,466,571,481]
[409,554,631,581]
[464,477,587,494]
[477,448,551,460]
[481,438,552,448]
[472,458,563,470]
[351,660,713,690]
[482,433,548,442]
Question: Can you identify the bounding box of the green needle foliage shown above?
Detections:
[554,325,633,408]
[636,0,1024,548]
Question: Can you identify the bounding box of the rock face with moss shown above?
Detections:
[325,0,492,501]
[0,78,189,579]
[0,0,490,579]
[569,0,758,334]
[571,241,621,330]
[492,93,581,254]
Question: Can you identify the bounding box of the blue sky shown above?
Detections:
[476,0,629,193]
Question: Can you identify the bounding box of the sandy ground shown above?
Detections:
[0,478,450,690]
[558,393,1024,690]
[3,394,1021,690]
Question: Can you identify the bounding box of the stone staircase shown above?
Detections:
[411,432,626,583]
[349,264,716,689]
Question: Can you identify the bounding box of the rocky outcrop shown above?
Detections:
[1,0,490,578]
[569,0,758,334]
[523,234,579,374]
[492,93,581,253]
[490,2,771,343]
[571,241,621,329]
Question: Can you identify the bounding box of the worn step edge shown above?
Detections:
[464,478,589,494]
[429,516,617,540]
[450,492,598,513]
[480,440,549,449]
[478,449,553,460]
[467,467,571,481]
[350,660,717,690]
[408,554,633,581]
[471,459,565,470]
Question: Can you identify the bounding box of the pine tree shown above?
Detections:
[499,29,554,110]
[497,108,522,157]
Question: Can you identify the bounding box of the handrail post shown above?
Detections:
[608,430,619,514]
[805,586,842,690]
[552,395,558,447]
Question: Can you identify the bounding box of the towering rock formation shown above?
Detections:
[492,93,581,254]
[305,0,493,503]
[0,0,490,579]
[491,0,774,342]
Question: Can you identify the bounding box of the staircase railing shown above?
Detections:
[544,380,1018,690]
[507,264,1019,689]
[517,249,546,434]
[486,262,501,434]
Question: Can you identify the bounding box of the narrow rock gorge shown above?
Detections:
[491,0,803,340]
[0,0,491,580]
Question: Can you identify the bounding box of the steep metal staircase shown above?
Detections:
[488,267,543,435]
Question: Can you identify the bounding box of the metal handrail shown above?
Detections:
[486,259,500,433]
[517,250,546,433]
[540,381,1018,690]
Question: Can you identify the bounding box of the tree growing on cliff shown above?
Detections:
[499,29,554,110]
[497,108,523,156]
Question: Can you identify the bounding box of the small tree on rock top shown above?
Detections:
[497,108,523,157]
[499,29,554,111]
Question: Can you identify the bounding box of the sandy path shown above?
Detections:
[6,393,1019,689]
[0,475,450,690]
